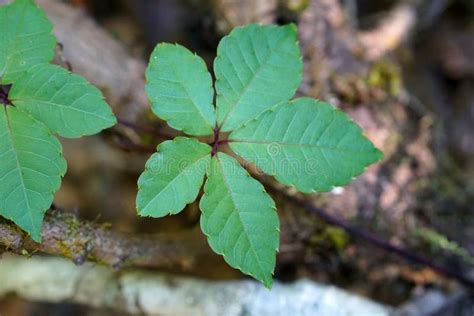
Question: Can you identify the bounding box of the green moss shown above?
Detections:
[286,0,310,12]
[309,223,349,252]
[416,228,474,265]
[367,61,402,97]
[64,215,81,231]
[324,227,349,251]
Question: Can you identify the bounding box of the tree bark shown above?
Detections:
[0,208,211,271]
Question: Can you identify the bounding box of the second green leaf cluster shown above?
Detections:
[137,23,383,287]
[0,0,116,242]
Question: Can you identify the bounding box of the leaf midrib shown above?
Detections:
[217,32,290,130]
[2,107,38,236]
[230,139,374,154]
[140,154,209,214]
[14,98,111,122]
[156,55,215,131]
[215,155,268,284]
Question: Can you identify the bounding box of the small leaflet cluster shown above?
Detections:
[138,23,383,287]
[0,0,116,241]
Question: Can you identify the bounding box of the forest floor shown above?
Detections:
[0,0,473,315]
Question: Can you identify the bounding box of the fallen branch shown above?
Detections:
[0,207,211,271]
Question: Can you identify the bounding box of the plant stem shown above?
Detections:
[0,84,12,105]
[211,127,220,156]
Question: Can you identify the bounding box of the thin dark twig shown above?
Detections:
[282,191,474,288]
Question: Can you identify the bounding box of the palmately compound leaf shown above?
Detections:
[0,0,117,241]
[199,153,279,288]
[9,64,117,138]
[0,0,56,83]
[138,23,383,288]
[145,43,216,136]
[229,98,384,193]
[214,23,303,132]
[0,106,67,242]
[137,137,211,217]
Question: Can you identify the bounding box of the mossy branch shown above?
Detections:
[0,207,211,271]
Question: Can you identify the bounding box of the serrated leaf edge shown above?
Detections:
[145,43,216,136]
[214,23,303,132]
[0,0,56,83]
[229,97,384,193]
[137,137,212,217]
[0,106,67,242]
[10,64,117,138]
[199,153,279,288]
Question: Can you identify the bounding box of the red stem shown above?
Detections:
[0,84,12,106]
[211,128,220,156]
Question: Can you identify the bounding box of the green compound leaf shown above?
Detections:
[0,106,67,242]
[9,64,117,138]
[214,23,303,132]
[229,98,384,193]
[146,43,216,136]
[0,0,56,83]
[137,23,384,287]
[199,153,279,288]
[137,137,211,217]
